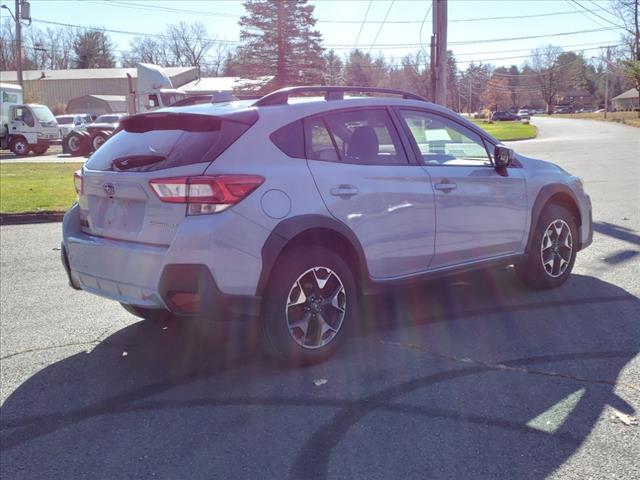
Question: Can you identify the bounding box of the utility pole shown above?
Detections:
[604,46,610,120]
[15,0,23,88]
[430,0,448,106]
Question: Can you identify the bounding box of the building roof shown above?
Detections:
[86,94,127,102]
[181,76,274,94]
[612,88,639,101]
[0,66,196,82]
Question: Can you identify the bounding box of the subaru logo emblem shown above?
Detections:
[103,183,115,197]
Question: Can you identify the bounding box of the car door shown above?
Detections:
[396,108,527,270]
[305,107,436,279]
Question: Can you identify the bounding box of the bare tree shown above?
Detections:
[530,45,564,114]
[0,18,16,71]
[164,21,213,69]
[611,0,640,113]
[204,42,231,77]
[612,0,639,61]
[123,36,169,66]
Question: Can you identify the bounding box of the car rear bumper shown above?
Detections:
[61,205,262,319]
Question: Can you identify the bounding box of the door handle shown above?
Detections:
[434,182,457,192]
[330,184,359,197]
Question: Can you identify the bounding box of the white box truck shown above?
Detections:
[1,83,61,156]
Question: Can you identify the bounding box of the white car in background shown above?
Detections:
[56,114,92,138]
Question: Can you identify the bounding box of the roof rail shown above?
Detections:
[253,86,428,107]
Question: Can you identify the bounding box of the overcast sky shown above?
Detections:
[26,0,625,68]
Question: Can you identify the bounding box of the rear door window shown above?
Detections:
[306,109,408,165]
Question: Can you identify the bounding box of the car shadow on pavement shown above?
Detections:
[1,270,639,480]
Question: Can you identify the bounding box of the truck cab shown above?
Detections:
[5,104,60,155]
[1,83,60,156]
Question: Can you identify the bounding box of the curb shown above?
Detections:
[0,212,65,225]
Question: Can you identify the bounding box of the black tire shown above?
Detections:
[91,130,110,151]
[64,131,90,156]
[120,303,174,322]
[10,137,29,156]
[515,204,578,289]
[31,145,48,155]
[261,245,356,366]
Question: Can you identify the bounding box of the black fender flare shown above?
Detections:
[256,214,368,296]
[527,183,582,253]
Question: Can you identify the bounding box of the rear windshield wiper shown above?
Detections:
[111,154,166,171]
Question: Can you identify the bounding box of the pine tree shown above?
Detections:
[235,0,324,88]
[73,30,115,69]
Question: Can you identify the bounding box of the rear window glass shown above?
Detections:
[85,114,253,172]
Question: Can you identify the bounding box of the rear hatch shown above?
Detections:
[78,107,257,245]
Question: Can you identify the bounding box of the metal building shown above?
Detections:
[66,94,128,116]
[0,66,198,112]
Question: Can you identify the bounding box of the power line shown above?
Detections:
[455,40,620,58]
[353,0,373,49]
[86,1,619,25]
[367,0,396,54]
[449,27,619,46]
[570,0,626,30]
[456,44,621,65]
[418,1,434,60]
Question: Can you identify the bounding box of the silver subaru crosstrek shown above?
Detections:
[61,86,592,365]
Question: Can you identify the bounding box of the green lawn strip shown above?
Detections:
[471,120,537,141]
[538,112,640,128]
[0,163,82,214]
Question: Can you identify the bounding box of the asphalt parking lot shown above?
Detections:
[1,116,639,479]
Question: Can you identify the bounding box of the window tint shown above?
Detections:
[85,115,252,172]
[319,109,407,165]
[270,120,305,158]
[400,110,491,167]
[305,117,339,161]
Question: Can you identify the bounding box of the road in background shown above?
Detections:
[1,117,639,479]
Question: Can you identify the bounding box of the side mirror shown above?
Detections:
[494,145,514,168]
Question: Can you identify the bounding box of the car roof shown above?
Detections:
[160,94,500,145]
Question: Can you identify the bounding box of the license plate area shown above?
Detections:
[91,196,145,233]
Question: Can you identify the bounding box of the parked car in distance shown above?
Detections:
[535,108,546,114]
[61,86,593,366]
[517,109,530,120]
[492,111,520,121]
[56,114,92,138]
[86,113,128,134]
[554,106,573,114]
[63,113,129,155]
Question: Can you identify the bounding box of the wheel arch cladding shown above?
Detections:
[257,215,368,297]
[528,184,582,253]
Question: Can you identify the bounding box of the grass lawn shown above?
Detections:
[542,111,640,128]
[471,120,537,141]
[0,162,82,214]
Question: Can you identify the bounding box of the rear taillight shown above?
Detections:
[149,175,264,215]
[73,170,83,195]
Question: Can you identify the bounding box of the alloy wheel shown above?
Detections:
[540,219,573,278]
[285,267,346,349]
